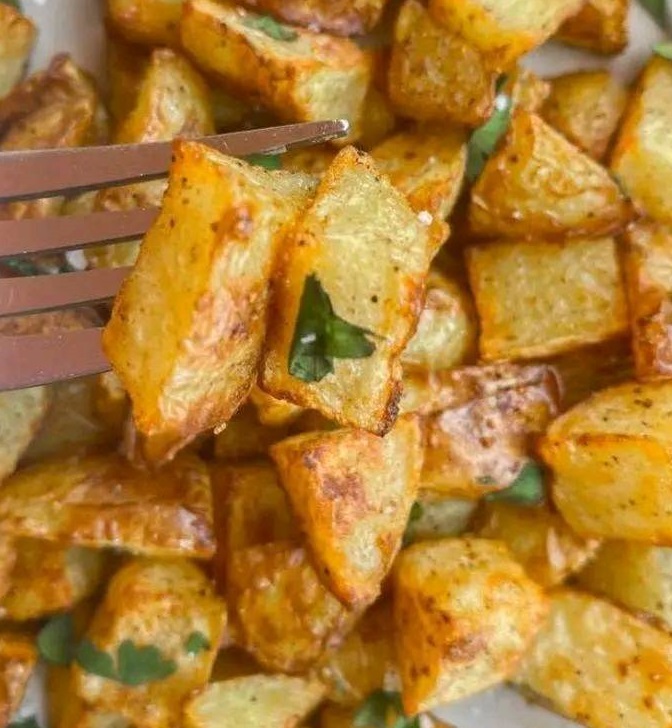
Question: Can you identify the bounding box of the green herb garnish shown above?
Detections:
[9,718,40,728]
[245,153,282,170]
[466,92,512,182]
[75,639,177,686]
[288,274,376,383]
[184,631,211,656]
[244,14,298,41]
[485,461,545,506]
[639,0,667,25]
[37,614,76,666]
[354,690,420,728]
[654,42,672,59]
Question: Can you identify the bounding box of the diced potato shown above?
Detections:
[249,387,304,428]
[611,56,672,225]
[184,674,325,728]
[394,538,548,714]
[106,0,183,46]
[104,142,314,461]
[467,237,629,361]
[515,590,672,728]
[105,35,149,124]
[557,0,629,55]
[541,380,672,542]
[623,221,672,381]
[541,71,628,160]
[0,452,215,559]
[0,633,37,726]
[210,85,268,133]
[74,558,227,726]
[0,387,49,481]
[500,66,550,113]
[404,494,477,544]
[356,85,397,151]
[0,540,105,620]
[261,146,434,435]
[388,0,496,128]
[476,503,600,587]
[470,110,631,238]
[213,404,293,461]
[283,146,338,176]
[427,0,583,71]
[0,4,36,100]
[270,416,423,608]
[181,0,372,135]
[227,541,354,672]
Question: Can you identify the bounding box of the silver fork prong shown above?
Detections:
[0,119,349,203]
[0,328,109,390]
[0,267,130,317]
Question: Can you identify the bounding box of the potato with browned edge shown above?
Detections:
[106,0,183,47]
[557,0,629,55]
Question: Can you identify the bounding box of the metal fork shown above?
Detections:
[0,119,349,392]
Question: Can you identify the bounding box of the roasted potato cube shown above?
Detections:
[394,538,548,714]
[357,86,397,151]
[612,56,672,225]
[0,633,37,727]
[0,540,105,621]
[557,0,629,55]
[541,71,627,160]
[388,0,496,128]
[470,110,630,238]
[515,590,672,728]
[105,35,149,124]
[106,0,183,46]
[0,4,36,100]
[541,381,672,542]
[74,558,226,727]
[0,452,215,559]
[0,387,48,481]
[427,0,583,71]
[623,221,672,381]
[467,237,629,361]
[500,66,550,113]
[227,541,354,672]
[213,404,293,461]
[476,503,600,587]
[404,494,477,544]
[271,416,423,609]
[184,674,325,728]
[261,147,434,435]
[104,142,314,460]
[181,0,372,135]
[249,387,304,428]
[283,146,338,176]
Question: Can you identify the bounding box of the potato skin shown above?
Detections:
[0,4,36,100]
[106,0,183,47]
[0,633,37,727]
[557,0,628,55]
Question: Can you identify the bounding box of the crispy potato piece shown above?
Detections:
[213,404,293,461]
[428,0,583,71]
[500,67,550,113]
[467,237,629,361]
[394,538,548,714]
[515,590,672,728]
[388,0,496,127]
[249,387,304,428]
[106,0,183,46]
[0,387,49,481]
[624,221,672,381]
[0,633,37,726]
[476,503,600,587]
[104,142,314,460]
[227,541,354,672]
[557,0,629,54]
[612,56,672,225]
[0,451,215,558]
[404,494,477,544]
[261,147,434,435]
[271,416,423,608]
[357,86,397,151]
[105,34,149,123]
[74,558,226,727]
[470,110,630,238]
[184,674,325,728]
[0,5,36,100]
[283,146,338,176]
[0,540,105,621]
[541,381,672,542]
[181,0,372,135]
[541,71,627,160]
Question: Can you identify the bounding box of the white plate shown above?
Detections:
[12,1,672,726]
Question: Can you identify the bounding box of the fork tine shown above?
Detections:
[0,120,349,203]
[0,328,109,390]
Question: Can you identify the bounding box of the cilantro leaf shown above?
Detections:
[116,640,177,686]
[37,614,76,666]
[243,14,298,41]
[289,274,376,383]
[246,153,282,170]
[655,42,672,60]
[75,640,118,681]
[0,0,22,11]
[485,461,545,506]
[466,93,512,182]
[184,631,211,656]
[354,691,420,728]
[9,718,40,728]
[639,0,667,25]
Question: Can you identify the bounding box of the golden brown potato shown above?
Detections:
[0,633,37,727]
[476,503,600,587]
[270,416,423,609]
[282,146,338,176]
[74,558,226,727]
[0,537,15,604]
[181,0,372,135]
[500,66,550,113]
[470,110,631,238]
[557,0,629,54]
[388,0,496,128]
[184,674,325,728]
[213,404,294,461]
[105,34,149,123]
[467,237,629,361]
[0,387,49,481]
[542,71,628,160]
[611,56,672,225]
[356,85,397,151]
[227,541,354,672]
[104,142,315,461]
[394,538,548,714]
[428,0,582,71]
[106,0,183,46]
[515,590,672,728]
[261,147,434,435]
[541,381,672,542]
[404,494,477,544]
[0,4,36,100]
[0,452,215,559]
[249,387,304,428]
